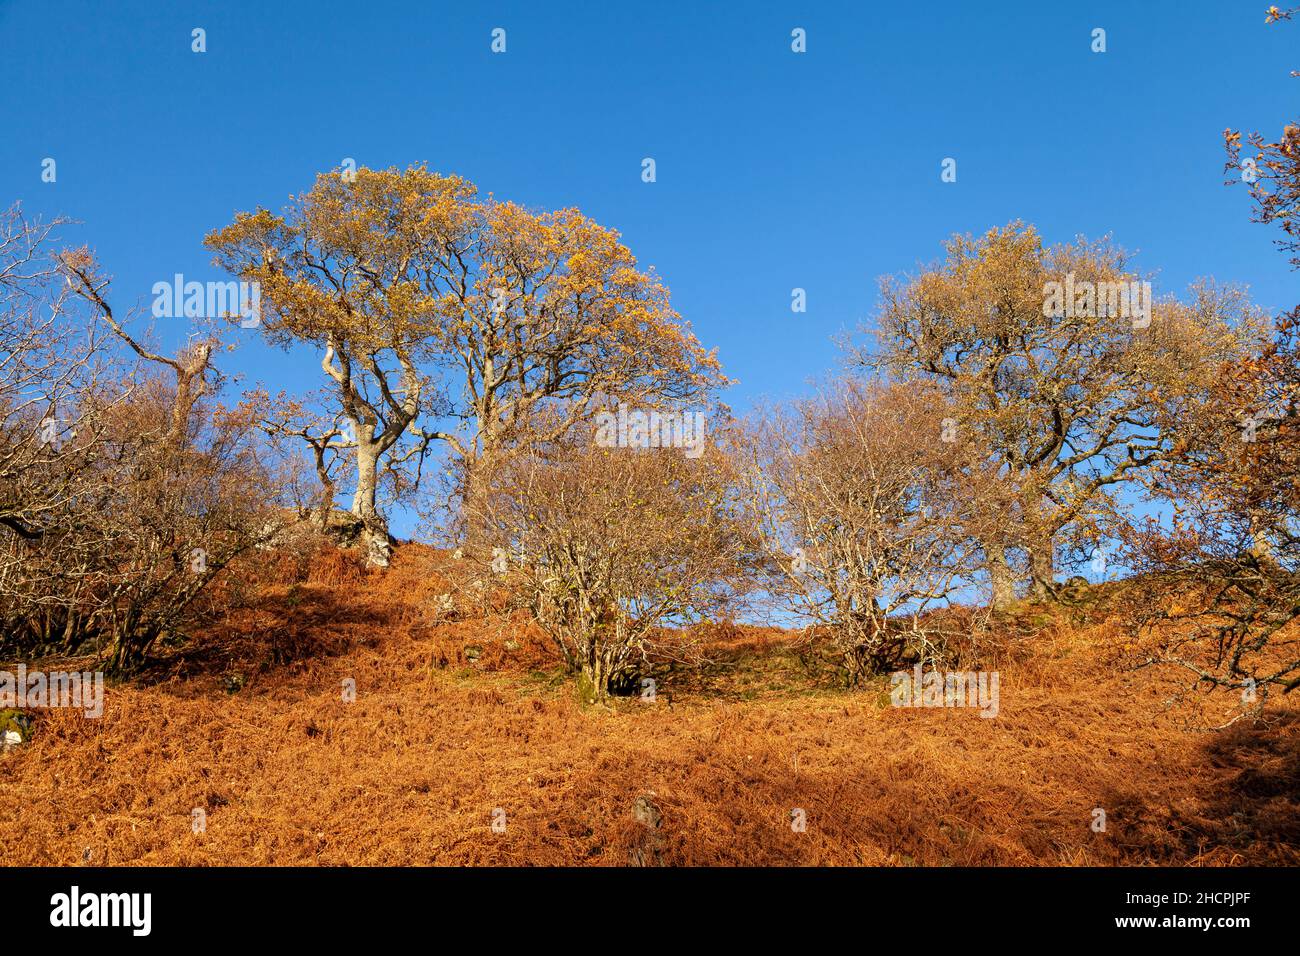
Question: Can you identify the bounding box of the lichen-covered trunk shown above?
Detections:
[461,443,504,560]
[1027,536,1055,599]
[985,542,1016,610]
[352,442,390,568]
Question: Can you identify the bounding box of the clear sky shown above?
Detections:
[2,0,1296,538]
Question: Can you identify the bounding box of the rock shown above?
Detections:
[1058,575,1092,602]
[0,709,30,748]
[629,794,666,866]
[429,593,456,624]
[260,508,397,554]
[632,794,662,829]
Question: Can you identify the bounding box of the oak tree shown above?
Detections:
[857,223,1256,606]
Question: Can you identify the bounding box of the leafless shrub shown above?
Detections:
[463,422,749,699]
[0,220,288,672]
[733,379,987,685]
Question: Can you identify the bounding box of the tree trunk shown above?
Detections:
[352,442,391,568]
[985,542,1016,610]
[1027,535,1055,600]
[460,449,498,557]
[311,443,337,532]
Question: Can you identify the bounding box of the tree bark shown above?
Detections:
[460,446,500,557]
[1027,535,1055,600]
[351,442,391,568]
[1248,509,1275,564]
[985,542,1016,610]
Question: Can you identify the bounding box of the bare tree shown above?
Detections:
[0,225,286,672]
[733,379,985,685]
[467,419,748,699]
[0,210,116,549]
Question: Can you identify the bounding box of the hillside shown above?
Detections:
[2,545,1297,866]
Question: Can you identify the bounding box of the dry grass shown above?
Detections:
[2,545,1297,866]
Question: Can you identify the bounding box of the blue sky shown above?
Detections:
[2,0,1296,539]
